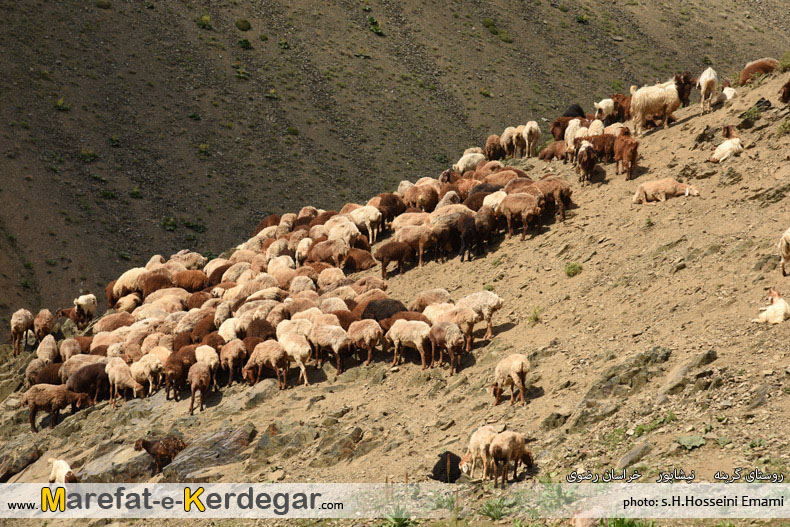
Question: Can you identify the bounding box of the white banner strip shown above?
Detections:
[2,483,790,519]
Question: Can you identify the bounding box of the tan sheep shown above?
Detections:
[489,431,534,488]
[243,340,289,388]
[347,319,383,365]
[492,354,530,406]
[632,178,699,204]
[459,425,497,479]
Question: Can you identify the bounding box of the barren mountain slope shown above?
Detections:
[0,0,788,332]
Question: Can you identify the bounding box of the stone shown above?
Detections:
[80,445,152,483]
[691,350,717,368]
[677,435,705,450]
[164,423,256,481]
[616,442,651,470]
[659,364,689,396]
[244,379,278,409]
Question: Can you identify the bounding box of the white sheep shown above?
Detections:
[327,220,361,247]
[318,267,347,291]
[278,332,311,386]
[456,290,503,340]
[74,293,98,323]
[105,357,144,408]
[308,324,351,375]
[714,85,737,106]
[59,339,82,362]
[482,190,508,214]
[130,354,164,396]
[347,319,383,365]
[778,227,790,277]
[218,317,240,342]
[463,146,484,155]
[752,289,790,324]
[411,288,452,312]
[697,67,718,114]
[290,275,317,294]
[349,205,383,243]
[296,238,313,266]
[423,303,478,351]
[452,152,486,175]
[709,138,743,163]
[10,308,33,356]
[564,118,582,150]
[522,121,541,158]
[384,319,431,369]
[48,458,78,483]
[630,77,684,136]
[588,119,604,136]
[594,98,614,121]
[491,354,530,406]
[459,425,497,479]
[396,180,415,198]
[113,267,147,298]
[489,431,534,488]
[500,127,517,157]
[36,334,59,364]
[276,318,314,340]
[195,345,220,391]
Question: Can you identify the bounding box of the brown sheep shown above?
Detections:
[429,322,465,375]
[142,274,174,298]
[781,79,790,104]
[93,312,135,334]
[538,140,566,161]
[614,134,640,180]
[190,316,217,343]
[344,248,377,272]
[253,213,280,235]
[187,291,211,310]
[33,309,55,343]
[533,176,572,221]
[307,239,350,268]
[172,270,208,292]
[500,194,542,241]
[308,210,338,227]
[379,310,431,332]
[34,363,63,385]
[575,143,597,186]
[187,362,211,415]
[105,280,118,310]
[475,205,496,249]
[585,133,616,163]
[484,134,505,160]
[404,185,439,212]
[164,348,197,401]
[463,191,491,212]
[484,170,519,188]
[243,341,289,388]
[134,436,187,475]
[220,339,247,386]
[739,58,779,86]
[22,384,92,433]
[550,116,576,140]
[374,241,414,279]
[371,193,406,227]
[611,93,631,122]
[490,431,534,488]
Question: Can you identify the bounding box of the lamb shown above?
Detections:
[459,425,497,479]
[696,67,718,114]
[489,431,534,488]
[538,141,566,162]
[26,359,46,387]
[593,98,615,122]
[134,436,187,475]
[11,308,34,355]
[708,138,743,163]
[243,340,289,387]
[347,319,383,365]
[349,206,383,243]
[499,127,517,158]
[36,334,59,364]
[457,215,480,262]
[278,332,311,385]
[429,322,464,375]
[452,152,486,176]
[752,288,790,324]
[411,288,452,313]
[374,241,414,279]
[475,205,496,249]
[130,355,164,396]
[21,384,91,433]
[611,93,632,122]
[295,237,313,266]
[482,190,507,212]
[435,190,460,210]
[632,178,699,204]
[187,362,211,414]
[219,339,247,386]
[48,458,79,483]
[114,292,142,313]
[492,354,530,406]
[308,324,352,376]
[738,58,779,86]
[484,134,505,160]
[499,193,542,240]
[423,303,478,352]
[522,121,541,158]
[33,309,55,343]
[106,357,145,407]
[575,142,597,186]
[614,132,639,180]
[631,75,692,136]
[456,291,504,340]
[59,355,108,384]
[385,319,431,369]
[66,362,110,402]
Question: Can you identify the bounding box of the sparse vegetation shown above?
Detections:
[634,411,676,437]
[528,307,541,324]
[645,217,654,227]
[129,186,143,199]
[235,19,251,31]
[196,14,212,30]
[479,497,515,520]
[779,119,790,136]
[565,262,582,277]
[198,143,211,157]
[286,126,299,136]
[780,51,790,72]
[54,98,70,111]
[238,39,252,49]
[160,217,177,231]
[107,135,120,147]
[742,106,761,121]
[368,16,383,36]
[78,148,98,162]
[479,88,493,97]
[383,505,412,527]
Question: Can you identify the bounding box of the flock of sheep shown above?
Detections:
[8,56,790,488]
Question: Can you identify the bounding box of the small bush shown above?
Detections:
[479,87,493,97]
[742,106,761,121]
[780,51,790,72]
[196,14,212,29]
[277,39,290,49]
[184,220,207,233]
[286,126,299,136]
[107,135,120,147]
[575,14,589,24]
[54,97,70,111]
[78,148,98,162]
[498,31,513,43]
[188,112,200,120]
[645,217,653,227]
[480,497,515,520]
[129,186,143,199]
[528,307,541,324]
[264,89,278,100]
[238,39,252,49]
[368,16,383,35]
[161,217,177,231]
[198,143,210,157]
[101,190,117,199]
[558,4,569,12]
[259,34,268,41]
[565,262,582,277]
[779,119,790,136]
[481,18,496,28]
[235,19,251,31]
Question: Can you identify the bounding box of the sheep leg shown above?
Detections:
[50,409,59,429]
[336,351,344,377]
[418,244,424,267]
[29,407,38,433]
[418,344,427,370]
[485,317,494,340]
[521,214,528,241]
[255,365,262,385]
[282,365,289,389]
[299,361,309,386]
[447,346,455,376]
[381,260,388,279]
[506,214,513,238]
[783,261,787,277]
[465,333,473,353]
[518,373,527,406]
[189,388,195,415]
[391,343,400,367]
[365,344,374,366]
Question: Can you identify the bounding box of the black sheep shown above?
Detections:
[457,215,480,262]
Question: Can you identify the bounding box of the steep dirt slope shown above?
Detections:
[0,72,788,526]
[0,0,787,332]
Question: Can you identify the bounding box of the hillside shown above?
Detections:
[0,61,789,526]
[1,0,789,330]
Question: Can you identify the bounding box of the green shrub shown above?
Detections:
[198,143,210,157]
[78,148,98,162]
[235,19,251,31]
[129,186,143,199]
[54,97,70,111]
[780,51,790,72]
[238,39,252,49]
[575,14,589,24]
[481,18,496,28]
[498,30,513,43]
[779,119,790,136]
[196,14,212,29]
[565,262,582,277]
[480,497,515,520]
[742,106,761,121]
[286,126,299,136]
[107,135,120,147]
[368,16,383,35]
[161,217,177,231]
[277,39,290,49]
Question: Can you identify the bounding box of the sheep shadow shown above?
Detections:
[588,165,608,185]
[630,164,650,180]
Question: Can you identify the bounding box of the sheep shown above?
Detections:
[114,292,142,313]
[308,324,352,376]
[564,118,582,150]
[459,425,497,479]
[411,288,452,312]
[604,122,629,136]
[423,303,478,352]
[26,358,46,387]
[22,384,91,433]
[347,319,383,365]
[752,288,790,324]
[307,239,350,268]
[499,193,542,240]
[59,354,108,384]
[93,312,135,334]
[631,75,692,136]
[453,152,486,175]
[187,362,211,414]
[11,308,34,356]
[194,344,219,391]
[392,225,441,267]
[562,103,586,118]
[374,241,414,279]
[385,319,431,369]
[429,322,464,375]
[34,363,63,385]
[349,206,383,243]
[611,93,631,122]
[739,57,779,85]
[130,355,164,396]
[575,141,597,186]
[164,348,197,400]
[243,340,289,387]
[106,357,145,407]
[709,138,743,163]
[632,178,699,204]
[491,354,530,406]
[484,134,505,160]
[594,98,614,122]
[396,180,415,198]
[66,362,110,402]
[32,309,54,343]
[456,291,504,340]
[457,215,480,262]
[781,79,790,104]
[522,121,541,158]
[778,227,790,277]
[697,67,718,114]
[404,185,439,212]
[295,237,313,267]
[277,332,311,385]
[588,119,605,136]
[614,132,639,180]
[48,458,78,483]
[475,205,496,250]
[489,431,534,488]
[113,267,148,299]
[216,339,244,386]
[532,176,572,221]
[499,127,517,158]
[36,334,59,364]
[538,141,566,162]
[134,436,187,475]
